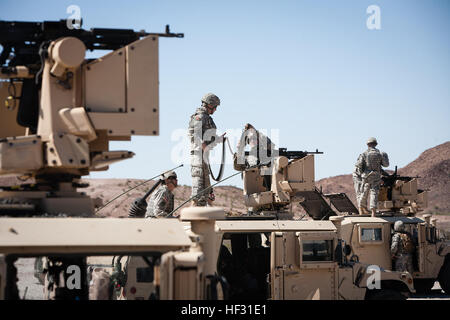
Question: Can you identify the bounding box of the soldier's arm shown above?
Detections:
[354,154,365,173]
[390,234,400,257]
[202,116,222,149]
[189,115,204,151]
[381,152,389,167]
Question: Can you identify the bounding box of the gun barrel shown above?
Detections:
[278,148,323,159]
[0,20,183,68]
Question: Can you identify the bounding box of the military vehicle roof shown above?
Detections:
[340,216,425,225]
[0,218,192,255]
[216,219,336,232]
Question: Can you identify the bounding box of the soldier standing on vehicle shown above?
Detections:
[145,171,178,218]
[391,220,415,274]
[355,137,389,217]
[188,93,226,206]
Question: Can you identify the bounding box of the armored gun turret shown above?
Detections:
[0,19,183,217]
[377,166,428,215]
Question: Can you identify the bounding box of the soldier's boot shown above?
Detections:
[371,208,376,218]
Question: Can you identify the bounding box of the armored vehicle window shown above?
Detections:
[136,267,154,283]
[302,240,333,262]
[360,228,382,242]
[217,233,270,300]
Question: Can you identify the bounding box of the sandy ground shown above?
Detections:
[14,258,450,300]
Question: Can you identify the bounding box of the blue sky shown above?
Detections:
[1,0,449,188]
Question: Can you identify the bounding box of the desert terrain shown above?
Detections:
[2,141,450,300]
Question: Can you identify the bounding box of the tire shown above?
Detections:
[365,289,407,300]
[414,279,435,294]
[438,258,450,294]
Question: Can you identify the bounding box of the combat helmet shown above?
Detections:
[394,220,405,232]
[201,93,220,107]
[367,137,378,145]
[163,171,177,180]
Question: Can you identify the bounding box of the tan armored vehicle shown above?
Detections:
[235,142,449,295]
[336,173,450,294]
[110,207,415,300]
[0,217,207,300]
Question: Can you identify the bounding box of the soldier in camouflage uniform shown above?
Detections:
[236,123,276,168]
[355,137,389,217]
[188,93,225,206]
[145,171,178,218]
[391,220,415,274]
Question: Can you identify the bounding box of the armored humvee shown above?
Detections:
[334,173,450,294]
[233,137,450,295]
[318,172,450,294]
[114,207,416,300]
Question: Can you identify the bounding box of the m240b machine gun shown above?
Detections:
[378,166,427,215]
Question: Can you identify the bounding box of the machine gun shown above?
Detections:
[381,165,420,188]
[377,166,427,214]
[278,148,323,160]
[0,19,183,70]
[241,148,323,168]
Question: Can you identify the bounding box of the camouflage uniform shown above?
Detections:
[352,154,364,206]
[145,183,174,218]
[356,147,389,210]
[236,124,276,169]
[188,106,221,206]
[391,228,415,274]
